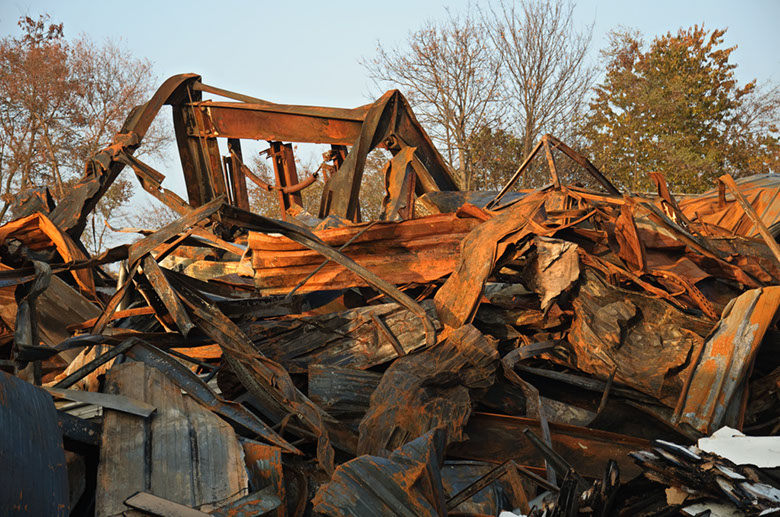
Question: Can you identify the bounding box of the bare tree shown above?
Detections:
[69,37,171,253]
[486,0,596,186]
[361,8,503,189]
[0,15,77,211]
[0,15,170,253]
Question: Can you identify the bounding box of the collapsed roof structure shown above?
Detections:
[2,74,780,516]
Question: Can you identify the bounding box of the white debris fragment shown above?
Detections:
[698,426,780,468]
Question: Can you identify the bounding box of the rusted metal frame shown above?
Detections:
[269,142,302,219]
[285,220,380,299]
[173,101,211,206]
[142,255,196,337]
[445,461,538,513]
[579,252,690,311]
[637,200,733,264]
[187,87,228,205]
[193,83,371,121]
[514,364,659,405]
[546,135,621,196]
[503,340,558,363]
[651,269,719,320]
[231,149,317,196]
[544,138,560,188]
[222,204,436,346]
[193,102,365,145]
[720,174,780,267]
[485,139,545,209]
[153,228,199,265]
[92,200,221,334]
[318,91,396,221]
[391,94,456,193]
[124,339,300,453]
[320,90,456,221]
[648,171,696,230]
[91,267,137,335]
[127,196,223,265]
[53,339,135,389]
[50,74,200,238]
[561,186,626,206]
[172,84,225,208]
[227,139,249,209]
[135,265,183,333]
[186,227,246,257]
[523,428,589,489]
[166,348,217,372]
[116,152,192,216]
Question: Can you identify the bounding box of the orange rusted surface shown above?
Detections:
[3,70,780,515]
[0,212,95,298]
[247,213,482,294]
[675,286,780,434]
[679,174,780,238]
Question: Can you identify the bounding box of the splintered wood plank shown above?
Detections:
[96,362,248,516]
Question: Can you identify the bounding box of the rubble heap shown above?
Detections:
[2,75,780,517]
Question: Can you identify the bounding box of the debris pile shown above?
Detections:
[2,75,780,516]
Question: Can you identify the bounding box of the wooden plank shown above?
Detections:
[96,362,248,516]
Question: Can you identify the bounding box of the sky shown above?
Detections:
[1,0,777,108]
[1,0,778,211]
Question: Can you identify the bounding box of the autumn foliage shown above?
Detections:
[585,26,780,193]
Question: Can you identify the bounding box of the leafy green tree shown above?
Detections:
[467,124,525,190]
[585,26,780,193]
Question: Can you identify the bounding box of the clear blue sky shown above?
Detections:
[1,0,778,108]
[1,0,778,217]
